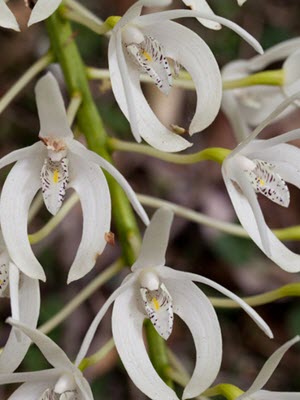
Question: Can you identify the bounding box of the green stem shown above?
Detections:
[144,320,173,388]
[78,338,115,371]
[210,282,300,308]
[109,138,231,164]
[46,9,140,266]
[223,69,284,90]
[203,384,244,400]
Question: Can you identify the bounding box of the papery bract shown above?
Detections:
[109,0,263,152]
[74,208,272,400]
[0,72,149,283]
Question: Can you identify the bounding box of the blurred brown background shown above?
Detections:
[1,0,300,398]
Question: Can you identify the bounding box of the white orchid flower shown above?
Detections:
[0,0,62,30]
[182,0,247,30]
[109,0,263,152]
[74,208,272,400]
[0,72,149,284]
[222,92,300,273]
[0,318,93,399]
[0,231,40,374]
[222,37,300,140]
[237,336,300,400]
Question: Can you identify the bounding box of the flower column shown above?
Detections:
[46,6,172,385]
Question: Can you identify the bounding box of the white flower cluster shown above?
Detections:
[0,0,300,399]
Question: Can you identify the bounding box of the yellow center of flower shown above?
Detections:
[141,50,153,62]
[53,169,59,183]
[259,178,265,186]
[0,280,3,285]
[152,297,160,311]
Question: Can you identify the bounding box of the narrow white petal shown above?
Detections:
[7,318,74,370]
[28,0,62,26]
[181,0,221,30]
[74,375,94,400]
[69,141,149,226]
[0,142,45,170]
[109,31,192,151]
[252,390,300,400]
[8,381,56,400]
[283,49,300,99]
[35,72,73,140]
[114,0,172,31]
[132,208,173,271]
[237,0,247,5]
[249,37,300,71]
[0,368,61,385]
[159,267,273,338]
[237,336,300,400]
[0,273,40,373]
[136,10,263,54]
[8,262,20,321]
[75,275,135,366]
[164,277,222,399]
[0,0,19,31]
[142,21,222,135]
[112,284,179,400]
[67,153,111,283]
[223,160,300,273]
[225,157,271,254]
[0,158,46,281]
[221,91,251,141]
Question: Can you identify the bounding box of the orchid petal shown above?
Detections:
[135,10,263,54]
[0,251,9,296]
[8,262,20,321]
[251,390,300,399]
[222,159,300,273]
[132,208,173,271]
[67,153,111,283]
[115,0,172,31]
[112,284,180,400]
[74,375,94,400]
[0,0,19,31]
[69,141,149,226]
[35,72,73,140]
[237,0,247,5]
[8,380,56,400]
[224,157,271,254]
[75,275,135,366]
[0,368,62,385]
[141,283,174,339]
[0,274,40,373]
[237,336,300,400]
[181,0,221,29]
[283,49,300,99]
[142,20,222,135]
[249,37,300,71]
[0,158,46,281]
[28,0,62,26]
[164,277,222,399]
[7,318,74,370]
[109,30,192,152]
[0,142,45,170]
[159,267,273,338]
[41,156,69,216]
